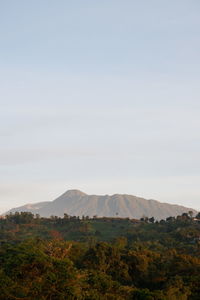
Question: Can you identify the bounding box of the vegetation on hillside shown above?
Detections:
[0,212,200,299]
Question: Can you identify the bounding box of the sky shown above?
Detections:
[0,0,200,213]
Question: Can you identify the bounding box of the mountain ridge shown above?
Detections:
[5,189,198,220]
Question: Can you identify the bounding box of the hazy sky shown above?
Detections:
[0,0,200,213]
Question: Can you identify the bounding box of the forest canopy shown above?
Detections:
[0,212,200,299]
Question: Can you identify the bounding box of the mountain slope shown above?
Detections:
[5,189,198,220]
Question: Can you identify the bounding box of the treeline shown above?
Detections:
[0,212,200,299]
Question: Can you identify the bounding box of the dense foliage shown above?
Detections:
[0,212,200,299]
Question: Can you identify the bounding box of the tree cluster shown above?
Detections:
[0,212,199,299]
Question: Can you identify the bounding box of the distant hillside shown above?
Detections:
[5,189,197,220]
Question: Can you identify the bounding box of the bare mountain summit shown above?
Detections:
[6,189,197,220]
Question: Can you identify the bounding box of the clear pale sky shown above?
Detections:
[0,0,200,213]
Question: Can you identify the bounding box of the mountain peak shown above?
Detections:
[63,189,87,197]
[5,190,198,220]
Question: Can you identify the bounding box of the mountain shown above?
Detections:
[5,189,198,220]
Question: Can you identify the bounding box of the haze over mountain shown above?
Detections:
[6,190,197,220]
